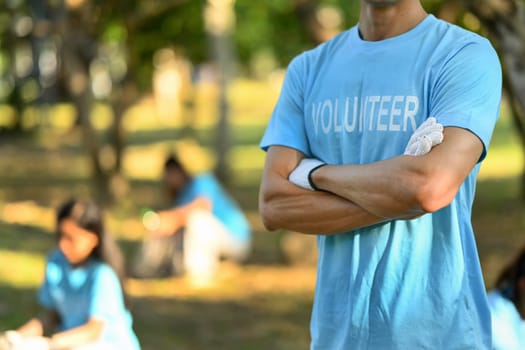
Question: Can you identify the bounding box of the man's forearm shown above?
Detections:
[312,155,429,219]
[260,174,390,235]
[311,128,483,219]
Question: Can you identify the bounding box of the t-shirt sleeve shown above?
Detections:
[260,54,311,155]
[430,38,502,162]
[89,265,125,322]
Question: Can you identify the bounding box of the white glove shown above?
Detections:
[0,331,14,350]
[288,158,325,191]
[16,337,49,350]
[1,331,49,350]
[404,117,444,156]
[2,331,22,350]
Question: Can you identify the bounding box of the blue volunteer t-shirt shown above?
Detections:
[39,250,141,349]
[175,172,251,242]
[260,15,501,349]
[488,289,525,350]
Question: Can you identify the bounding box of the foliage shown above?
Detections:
[0,0,207,103]
[235,0,357,68]
[1,0,525,201]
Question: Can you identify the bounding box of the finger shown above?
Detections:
[418,117,436,130]
[417,117,436,131]
[416,136,433,155]
[413,117,440,134]
[433,123,443,132]
[404,141,419,156]
[413,121,440,138]
[428,130,444,145]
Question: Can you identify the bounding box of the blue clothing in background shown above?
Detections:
[175,172,251,242]
[261,15,501,349]
[488,289,525,350]
[39,250,141,349]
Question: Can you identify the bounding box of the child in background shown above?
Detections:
[488,246,525,350]
[2,199,140,350]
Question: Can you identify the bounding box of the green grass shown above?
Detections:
[0,83,524,348]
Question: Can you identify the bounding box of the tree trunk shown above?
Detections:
[205,0,236,184]
[56,5,113,204]
[107,81,133,201]
[212,33,234,184]
[464,0,525,199]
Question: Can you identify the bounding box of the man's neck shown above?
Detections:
[358,1,427,41]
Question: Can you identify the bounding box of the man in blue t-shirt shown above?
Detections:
[132,155,251,283]
[259,0,501,349]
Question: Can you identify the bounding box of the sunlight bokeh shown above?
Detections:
[0,250,45,289]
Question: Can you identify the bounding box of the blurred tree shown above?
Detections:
[205,0,236,184]
[0,0,202,203]
[0,0,42,131]
[464,0,525,199]
[51,0,198,203]
[234,0,360,70]
[2,0,525,201]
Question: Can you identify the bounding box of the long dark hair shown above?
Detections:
[56,199,129,305]
[495,247,525,310]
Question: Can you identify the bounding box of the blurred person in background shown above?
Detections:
[0,199,140,350]
[131,154,251,284]
[488,247,525,349]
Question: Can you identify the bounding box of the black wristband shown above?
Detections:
[308,164,326,191]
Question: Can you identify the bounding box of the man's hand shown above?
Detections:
[404,117,444,156]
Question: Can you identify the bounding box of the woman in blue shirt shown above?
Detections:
[8,199,140,350]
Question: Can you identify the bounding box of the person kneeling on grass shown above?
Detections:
[0,199,140,350]
[131,154,251,284]
[488,246,525,350]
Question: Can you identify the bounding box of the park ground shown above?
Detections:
[0,79,524,349]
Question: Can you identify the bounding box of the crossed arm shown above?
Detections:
[259,127,483,235]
